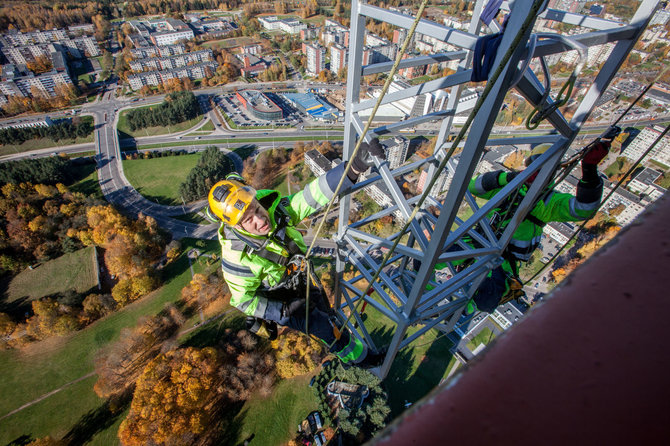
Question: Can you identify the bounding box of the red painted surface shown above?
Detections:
[373,195,670,445]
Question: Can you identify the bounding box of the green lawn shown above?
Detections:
[122,154,203,205]
[360,304,458,415]
[201,36,257,49]
[4,247,99,304]
[117,107,203,139]
[236,375,317,446]
[136,135,343,151]
[0,239,220,445]
[466,326,496,351]
[70,163,103,200]
[199,120,215,132]
[0,116,95,157]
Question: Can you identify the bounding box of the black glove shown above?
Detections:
[599,125,621,141]
[350,138,385,177]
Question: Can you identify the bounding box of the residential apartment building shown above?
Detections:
[305,149,334,176]
[622,125,670,167]
[385,136,410,170]
[330,43,347,75]
[258,16,306,34]
[305,43,326,76]
[129,49,213,72]
[1,35,100,65]
[130,44,186,59]
[0,70,73,98]
[127,62,217,90]
[150,29,195,46]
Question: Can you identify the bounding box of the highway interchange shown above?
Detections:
[2,80,670,243]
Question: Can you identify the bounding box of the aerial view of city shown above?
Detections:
[0,0,669,444]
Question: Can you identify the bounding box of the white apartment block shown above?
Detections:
[622,125,670,167]
[129,50,213,72]
[130,44,186,59]
[151,29,195,46]
[258,16,306,34]
[650,9,670,26]
[1,36,100,65]
[330,43,347,74]
[127,62,217,90]
[305,43,325,76]
[385,136,409,170]
[560,42,614,68]
[0,70,73,98]
[0,29,68,46]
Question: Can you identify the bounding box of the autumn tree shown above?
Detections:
[118,347,223,446]
[94,312,182,399]
[502,150,529,170]
[180,272,229,316]
[26,55,53,74]
[272,330,325,378]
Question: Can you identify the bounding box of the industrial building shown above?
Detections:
[281,93,339,121]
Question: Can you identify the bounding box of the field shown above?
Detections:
[116,107,204,138]
[4,246,99,304]
[201,36,257,49]
[0,116,95,157]
[0,239,221,445]
[122,153,203,205]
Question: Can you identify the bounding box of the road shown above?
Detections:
[3,79,670,242]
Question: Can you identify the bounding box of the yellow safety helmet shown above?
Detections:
[207,179,256,226]
[525,143,552,167]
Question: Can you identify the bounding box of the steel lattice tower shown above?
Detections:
[333,0,661,378]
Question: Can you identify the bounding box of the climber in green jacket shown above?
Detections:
[464,126,620,313]
[207,139,385,366]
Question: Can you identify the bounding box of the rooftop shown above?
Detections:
[238,90,281,114]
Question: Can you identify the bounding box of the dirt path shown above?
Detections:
[0,371,97,422]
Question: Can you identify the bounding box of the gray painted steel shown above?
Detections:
[336,0,660,379]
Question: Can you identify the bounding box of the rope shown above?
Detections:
[523,121,670,285]
[304,0,431,337]
[321,0,548,350]
[522,64,670,284]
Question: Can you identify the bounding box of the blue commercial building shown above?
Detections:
[281,93,340,121]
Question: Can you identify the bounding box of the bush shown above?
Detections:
[125,91,200,132]
[179,146,233,201]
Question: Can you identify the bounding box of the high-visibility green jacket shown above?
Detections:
[468,169,603,262]
[218,163,353,319]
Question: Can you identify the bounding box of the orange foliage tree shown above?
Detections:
[118,347,223,446]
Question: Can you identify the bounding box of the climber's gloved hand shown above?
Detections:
[281,298,305,319]
[582,140,610,166]
[599,125,621,141]
[349,138,385,180]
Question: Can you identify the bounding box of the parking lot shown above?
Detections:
[215,93,304,129]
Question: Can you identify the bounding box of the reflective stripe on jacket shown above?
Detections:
[219,163,353,318]
[468,169,603,261]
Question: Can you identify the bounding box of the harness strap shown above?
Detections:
[471,32,504,82]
